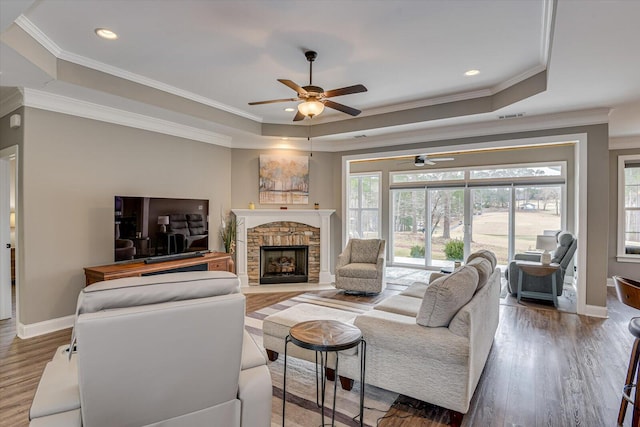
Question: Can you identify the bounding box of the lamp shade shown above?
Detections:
[9,212,15,228]
[536,235,557,252]
[157,216,169,225]
[297,100,325,118]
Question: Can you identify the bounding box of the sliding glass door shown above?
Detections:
[470,187,511,265]
[391,189,426,266]
[428,188,464,268]
[389,163,565,269]
[390,187,464,268]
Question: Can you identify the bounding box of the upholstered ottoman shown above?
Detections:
[262,303,359,388]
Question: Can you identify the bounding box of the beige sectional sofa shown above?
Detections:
[338,250,500,427]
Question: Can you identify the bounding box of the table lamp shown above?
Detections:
[157,215,169,232]
[536,235,557,265]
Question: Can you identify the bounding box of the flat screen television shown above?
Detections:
[114,196,209,262]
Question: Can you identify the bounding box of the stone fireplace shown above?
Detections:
[232,209,335,286]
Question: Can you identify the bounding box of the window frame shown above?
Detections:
[346,171,382,241]
[617,154,640,263]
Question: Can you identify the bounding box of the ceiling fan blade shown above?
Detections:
[424,160,436,165]
[278,79,308,95]
[293,111,306,121]
[323,100,361,116]
[248,98,298,105]
[323,84,368,98]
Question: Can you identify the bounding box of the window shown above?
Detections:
[347,173,381,240]
[618,155,640,261]
[389,162,565,268]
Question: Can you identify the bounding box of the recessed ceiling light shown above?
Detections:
[465,69,480,76]
[281,137,289,140]
[95,28,118,40]
[284,107,295,112]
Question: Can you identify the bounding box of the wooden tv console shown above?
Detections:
[84,252,234,285]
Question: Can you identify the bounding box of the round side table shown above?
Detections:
[283,319,366,427]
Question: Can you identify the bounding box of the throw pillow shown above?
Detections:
[466,249,497,270]
[416,265,479,327]
[466,257,492,290]
[350,239,382,264]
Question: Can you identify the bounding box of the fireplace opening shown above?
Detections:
[260,245,308,284]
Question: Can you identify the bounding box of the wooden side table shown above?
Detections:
[283,320,366,427]
[516,261,561,307]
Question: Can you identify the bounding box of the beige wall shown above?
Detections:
[18,108,231,324]
[335,124,610,308]
[609,146,640,278]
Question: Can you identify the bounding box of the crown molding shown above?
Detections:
[15,14,62,56]
[21,88,233,147]
[15,16,262,123]
[609,136,640,150]
[0,87,23,117]
[307,108,610,152]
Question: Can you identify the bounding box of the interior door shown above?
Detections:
[0,155,12,319]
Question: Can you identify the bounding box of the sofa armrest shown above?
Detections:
[336,253,350,269]
[241,330,267,370]
[238,365,272,427]
[29,346,80,423]
[239,331,271,427]
[354,310,469,364]
[514,252,541,262]
[29,409,81,427]
[428,272,446,283]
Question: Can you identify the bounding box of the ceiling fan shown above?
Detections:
[248,50,367,121]
[404,155,455,167]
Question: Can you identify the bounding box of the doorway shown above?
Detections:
[0,146,18,323]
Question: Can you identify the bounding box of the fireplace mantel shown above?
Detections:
[232,209,335,286]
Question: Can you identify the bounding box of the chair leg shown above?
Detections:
[619,338,640,425]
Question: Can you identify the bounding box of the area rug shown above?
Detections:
[245,288,407,427]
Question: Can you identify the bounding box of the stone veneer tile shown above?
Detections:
[247,221,320,284]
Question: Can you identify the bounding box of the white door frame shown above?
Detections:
[0,146,18,322]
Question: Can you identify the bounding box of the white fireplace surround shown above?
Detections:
[232,209,335,286]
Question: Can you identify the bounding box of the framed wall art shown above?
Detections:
[259,154,309,204]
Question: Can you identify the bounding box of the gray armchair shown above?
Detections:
[335,238,386,294]
[507,231,577,296]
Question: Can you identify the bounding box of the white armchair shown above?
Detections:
[335,238,386,294]
[29,271,272,427]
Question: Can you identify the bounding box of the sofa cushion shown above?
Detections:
[399,281,429,298]
[350,239,381,264]
[374,294,423,317]
[416,265,479,327]
[466,249,497,270]
[466,257,493,290]
[337,263,379,279]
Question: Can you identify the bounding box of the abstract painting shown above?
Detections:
[259,154,309,204]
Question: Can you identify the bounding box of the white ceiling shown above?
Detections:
[1,0,639,150]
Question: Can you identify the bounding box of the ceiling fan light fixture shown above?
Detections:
[298,100,324,118]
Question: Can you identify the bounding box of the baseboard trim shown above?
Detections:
[584,304,608,319]
[17,314,74,339]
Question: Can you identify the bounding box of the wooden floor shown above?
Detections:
[0,286,636,427]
